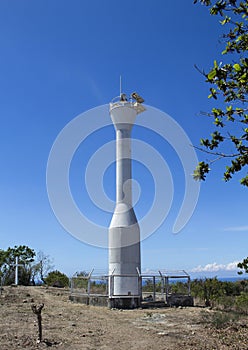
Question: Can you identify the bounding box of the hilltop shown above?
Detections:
[0,285,247,349]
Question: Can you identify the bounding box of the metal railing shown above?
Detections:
[70,269,191,303]
[70,270,108,297]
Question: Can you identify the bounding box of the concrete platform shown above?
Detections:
[69,294,108,307]
[108,297,141,309]
[167,294,194,307]
[69,293,194,308]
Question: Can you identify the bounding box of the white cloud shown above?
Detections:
[224,225,248,232]
[191,261,240,273]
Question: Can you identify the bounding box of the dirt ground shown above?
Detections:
[0,286,247,350]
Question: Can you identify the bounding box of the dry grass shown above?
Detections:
[0,285,247,349]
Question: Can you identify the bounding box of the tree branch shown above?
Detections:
[192,144,240,159]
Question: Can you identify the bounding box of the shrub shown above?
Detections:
[235,293,248,314]
[201,310,239,329]
[45,270,69,288]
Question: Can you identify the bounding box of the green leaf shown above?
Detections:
[220,16,230,25]
[208,88,217,99]
[214,118,224,127]
[240,176,248,187]
[233,63,241,71]
[193,161,210,182]
[236,108,244,113]
[208,69,217,80]
[212,108,222,115]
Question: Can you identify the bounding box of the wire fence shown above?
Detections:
[70,269,191,303]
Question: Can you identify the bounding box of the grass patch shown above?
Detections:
[201,310,240,329]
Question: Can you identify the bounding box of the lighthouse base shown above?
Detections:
[108,296,141,309]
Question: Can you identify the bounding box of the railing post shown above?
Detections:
[165,277,169,302]
[70,278,73,294]
[153,276,156,301]
[159,271,164,302]
[136,267,142,300]
[105,277,108,295]
[87,278,91,296]
[188,277,191,296]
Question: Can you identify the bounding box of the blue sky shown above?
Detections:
[0,0,247,278]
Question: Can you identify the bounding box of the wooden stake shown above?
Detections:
[31,303,44,342]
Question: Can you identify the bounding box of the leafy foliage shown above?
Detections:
[0,249,7,285]
[0,245,36,285]
[201,309,240,328]
[191,277,223,306]
[191,277,248,310]
[237,257,248,274]
[0,246,56,286]
[45,270,69,288]
[193,0,248,186]
[235,292,248,313]
[168,277,248,314]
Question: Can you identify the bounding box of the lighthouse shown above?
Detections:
[108,91,145,309]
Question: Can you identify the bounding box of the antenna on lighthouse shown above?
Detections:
[119,76,128,102]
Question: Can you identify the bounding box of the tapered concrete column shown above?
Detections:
[108,98,145,309]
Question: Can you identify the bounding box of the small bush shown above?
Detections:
[216,296,235,311]
[235,293,248,314]
[45,270,69,288]
[201,310,239,329]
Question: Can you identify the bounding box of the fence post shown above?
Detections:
[87,279,91,296]
[188,277,191,296]
[153,276,156,301]
[165,277,169,303]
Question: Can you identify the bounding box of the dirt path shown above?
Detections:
[0,286,247,349]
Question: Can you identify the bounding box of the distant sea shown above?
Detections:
[217,276,248,282]
[165,276,248,284]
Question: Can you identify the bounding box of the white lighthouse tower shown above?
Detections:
[108,91,145,309]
